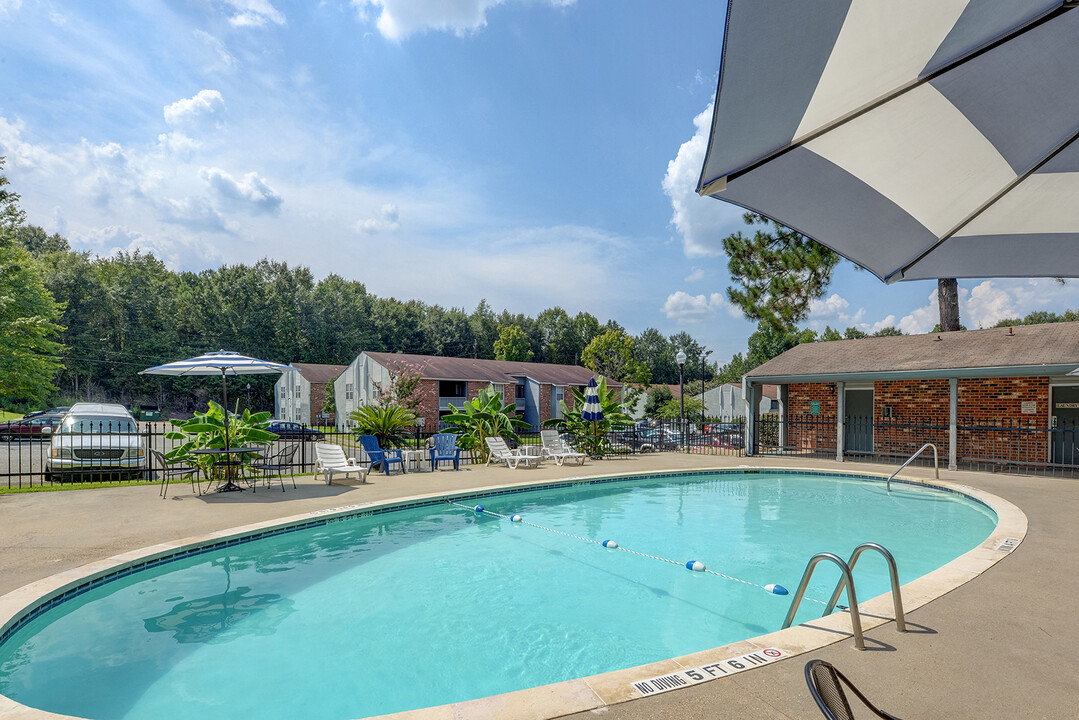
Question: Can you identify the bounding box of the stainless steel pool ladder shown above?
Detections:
[781,543,906,651]
[887,442,938,492]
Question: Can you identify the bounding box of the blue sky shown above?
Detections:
[3,0,1078,364]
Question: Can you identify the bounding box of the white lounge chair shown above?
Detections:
[540,429,587,466]
[314,443,366,485]
[484,436,540,469]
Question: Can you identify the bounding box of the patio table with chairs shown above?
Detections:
[189,446,265,493]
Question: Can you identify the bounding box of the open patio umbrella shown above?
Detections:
[698,1,1079,284]
[140,350,290,458]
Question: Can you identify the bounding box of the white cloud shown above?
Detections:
[352,0,575,41]
[684,268,705,283]
[163,90,225,130]
[222,0,285,27]
[963,280,1017,329]
[663,102,747,258]
[869,315,898,333]
[199,167,283,215]
[354,203,400,234]
[157,196,231,234]
[193,30,237,70]
[661,291,730,324]
[807,292,866,330]
[157,132,200,160]
[76,138,156,208]
[0,115,71,174]
[897,288,944,334]
[0,0,21,19]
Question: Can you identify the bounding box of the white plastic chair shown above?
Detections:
[314,443,366,485]
[539,430,587,466]
[484,436,540,469]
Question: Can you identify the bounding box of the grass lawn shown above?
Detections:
[0,410,23,422]
[0,479,163,494]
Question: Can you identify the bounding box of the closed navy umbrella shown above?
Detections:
[581,378,603,422]
[581,378,603,453]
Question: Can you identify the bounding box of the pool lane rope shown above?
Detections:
[449,501,802,600]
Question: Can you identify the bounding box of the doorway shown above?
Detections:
[1051,386,1079,464]
[844,388,874,456]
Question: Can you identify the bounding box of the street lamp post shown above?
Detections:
[246,383,251,412]
[676,349,687,451]
[700,349,712,429]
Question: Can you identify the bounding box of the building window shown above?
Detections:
[279,387,286,399]
[439,380,465,397]
[516,384,525,399]
[345,383,354,400]
[295,385,301,399]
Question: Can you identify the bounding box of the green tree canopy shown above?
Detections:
[581,329,651,385]
[723,212,840,331]
[642,385,674,419]
[0,159,66,407]
[494,324,534,361]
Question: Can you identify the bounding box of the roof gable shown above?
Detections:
[290,363,348,384]
[747,323,1079,380]
[363,352,619,387]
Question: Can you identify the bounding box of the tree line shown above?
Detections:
[5,228,715,415]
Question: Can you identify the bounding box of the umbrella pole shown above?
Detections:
[221,369,230,455]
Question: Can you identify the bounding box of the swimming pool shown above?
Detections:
[0,470,999,720]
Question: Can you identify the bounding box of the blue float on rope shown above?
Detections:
[602,539,618,549]
[686,560,706,572]
[765,584,789,595]
[510,514,522,522]
[473,505,484,513]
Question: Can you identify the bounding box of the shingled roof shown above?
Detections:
[747,322,1079,382]
[290,362,347,384]
[363,352,617,387]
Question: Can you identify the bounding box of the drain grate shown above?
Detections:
[995,537,1021,552]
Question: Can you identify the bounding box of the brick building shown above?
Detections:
[742,322,1079,470]
[334,352,617,432]
[274,362,348,426]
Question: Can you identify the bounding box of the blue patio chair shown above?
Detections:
[429,433,461,471]
[357,434,406,475]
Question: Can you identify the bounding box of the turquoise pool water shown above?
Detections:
[0,471,996,720]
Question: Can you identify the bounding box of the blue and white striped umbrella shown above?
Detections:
[581,378,604,423]
[140,350,291,378]
[698,1,1079,284]
[140,351,290,448]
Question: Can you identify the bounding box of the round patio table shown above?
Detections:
[189,446,264,493]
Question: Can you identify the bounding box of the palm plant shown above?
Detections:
[442,384,530,462]
[543,377,632,457]
[349,404,416,448]
[165,401,276,480]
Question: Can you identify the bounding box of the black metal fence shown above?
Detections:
[755,413,1079,476]
[0,418,750,489]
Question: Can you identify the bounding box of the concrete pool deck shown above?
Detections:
[0,453,1075,719]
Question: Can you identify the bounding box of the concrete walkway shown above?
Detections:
[1,454,1076,719]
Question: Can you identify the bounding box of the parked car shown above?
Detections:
[608,428,679,453]
[46,403,145,480]
[0,414,65,441]
[266,420,325,441]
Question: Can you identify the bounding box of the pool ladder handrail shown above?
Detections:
[781,543,906,651]
[887,442,938,492]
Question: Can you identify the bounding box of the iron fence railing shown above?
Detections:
[0,418,748,489]
[8,412,1071,488]
[753,414,1079,477]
